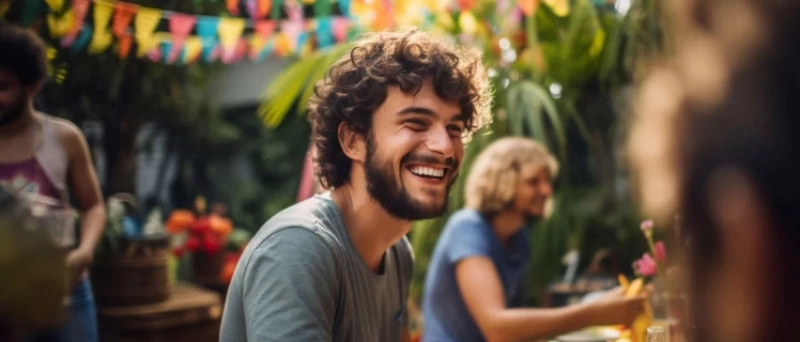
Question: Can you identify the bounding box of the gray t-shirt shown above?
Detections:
[220,193,414,342]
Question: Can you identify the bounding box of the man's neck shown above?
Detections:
[0,107,36,137]
[491,211,526,246]
[330,184,412,273]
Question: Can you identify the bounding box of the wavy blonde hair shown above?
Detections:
[465,137,558,215]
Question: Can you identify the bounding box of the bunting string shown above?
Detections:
[33,0,361,64]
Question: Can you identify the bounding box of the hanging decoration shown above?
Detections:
[88,1,114,54]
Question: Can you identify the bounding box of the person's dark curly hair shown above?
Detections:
[0,22,48,86]
[308,29,493,189]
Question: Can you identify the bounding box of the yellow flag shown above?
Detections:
[89,2,114,53]
[183,36,203,63]
[47,8,74,38]
[543,0,569,16]
[45,0,65,11]
[218,17,246,51]
[135,7,162,57]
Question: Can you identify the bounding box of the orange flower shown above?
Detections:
[166,210,195,234]
[209,214,233,238]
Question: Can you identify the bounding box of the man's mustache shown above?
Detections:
[401,154,458,169]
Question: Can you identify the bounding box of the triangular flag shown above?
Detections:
[161,41,174,64]
[61,0,90,46]
[45,0,65,11]
[197,17,220,62]
[112,2,137,37]
[274,32,290,57]
[517,0,539,17]
[118,34,133,59]
[254,20,277,39]
[89,1,114,53]
[71,24,92,51]
[184,36,203,63]
[226,0,239,15]
[257,0,272,18]
[246,0,258,19]
[316,17,333,48]
[251,38,274,61]
[248,35,266,60]
[134,7,162,57]
[218,17,246,61]
[168,14,197,63]
[284,0,303,22]
[456,0,476,11]
[338,0,350,17]
[279,20,303,53]
[332,17,349,43]
[47,8,74,38]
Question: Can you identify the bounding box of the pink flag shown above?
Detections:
[168,14,197,64]
[332,17,349,43]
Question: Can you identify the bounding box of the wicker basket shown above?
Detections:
[91,235,172,307]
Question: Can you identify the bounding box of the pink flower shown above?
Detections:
[634,253,658,277]
[654,241,667,263]
[640,219,654,233]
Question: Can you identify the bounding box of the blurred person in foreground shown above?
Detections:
[422,137,646,342]
[629,0,800,341]
[0,186,69,342]
[220,29,492,342]
[0,23,105,342]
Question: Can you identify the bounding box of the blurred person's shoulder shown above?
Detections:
[39,113,88,153]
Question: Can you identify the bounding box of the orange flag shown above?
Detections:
[112,2,138,37]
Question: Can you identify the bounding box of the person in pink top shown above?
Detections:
[0,23,106,341]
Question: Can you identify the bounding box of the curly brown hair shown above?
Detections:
[307,29,493,189]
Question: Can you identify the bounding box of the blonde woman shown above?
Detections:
[422,137,645,342]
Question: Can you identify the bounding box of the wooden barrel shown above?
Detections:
[91,235,171,307]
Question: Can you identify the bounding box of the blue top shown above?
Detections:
[422,209,531,342]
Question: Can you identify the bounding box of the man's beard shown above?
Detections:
[0,97,25,127]
[364,136,457,221]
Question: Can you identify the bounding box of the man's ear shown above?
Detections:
[338,122,366,163]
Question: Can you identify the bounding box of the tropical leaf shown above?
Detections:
[259,44,354,128]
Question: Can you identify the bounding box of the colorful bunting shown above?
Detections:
[134,7,161,57]
[45,0,65,11]
[226,0,239,16]
[33,0,368,64]
[316,17,333,48]
[60,0,90,47]
[184,36,203,63]
[48,8,75,38]
[168,14,197,63]
[88,1,114,54]
[118,34,133,58]
[218,18,246,63]
[112,2,137,37]
[196,17,220,62]
[71,24,92,51]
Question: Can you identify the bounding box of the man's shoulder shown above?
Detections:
[248,195,344,254]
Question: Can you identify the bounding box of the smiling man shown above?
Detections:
[220,29,492,342]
